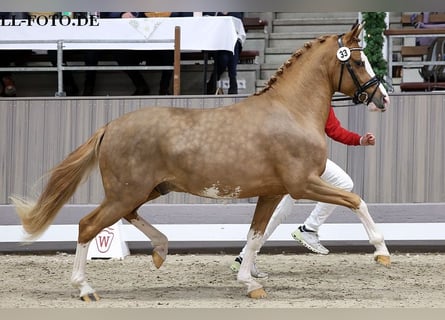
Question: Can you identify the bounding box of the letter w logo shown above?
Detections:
[94,228,115,253]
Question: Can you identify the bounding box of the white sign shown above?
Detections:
[87,220,130,260]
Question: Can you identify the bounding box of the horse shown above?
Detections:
[11,23,390,301]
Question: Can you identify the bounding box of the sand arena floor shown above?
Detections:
[0,252,444,308]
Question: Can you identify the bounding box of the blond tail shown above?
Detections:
[10,126,107,240]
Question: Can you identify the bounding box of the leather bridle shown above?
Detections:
[336,34,381,106]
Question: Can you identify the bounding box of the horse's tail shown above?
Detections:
[10,125,107,240]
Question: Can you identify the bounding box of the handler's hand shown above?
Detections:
[360,132,376,146]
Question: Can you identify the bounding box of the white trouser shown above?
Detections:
[304,158,353,231]
[239,159,353,258]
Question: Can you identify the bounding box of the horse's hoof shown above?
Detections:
[152,251,165,269]
[374,255,391,267]
[248,288,267,299]
[80,292,100,302]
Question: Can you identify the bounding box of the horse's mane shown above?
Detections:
[254,35,329,96]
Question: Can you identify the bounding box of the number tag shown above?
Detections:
[336,47,351,62]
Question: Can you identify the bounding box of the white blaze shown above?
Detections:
[361,51,390,109]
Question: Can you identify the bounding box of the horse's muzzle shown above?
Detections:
[368,95,389,112]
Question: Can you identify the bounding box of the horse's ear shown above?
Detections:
[356,22,365,36]
[344,22,364,44]
[350,21,364,36]
[350,19,359,30]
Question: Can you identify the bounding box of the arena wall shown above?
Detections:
[1,93,444,251]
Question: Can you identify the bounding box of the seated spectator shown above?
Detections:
[203,12,244,95]
[0,48,16,97]
[0,49,30,97]
[0,69,16,97]
[74,12,101,96]
[411,12,445,46]
[0,12,30,97]
[81,49,100,96]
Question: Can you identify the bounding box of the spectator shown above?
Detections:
[0,53,17,97]
[81,50,100,96]
[204,12,244,94]
[74,12,101,96]
[411,12,445,46]
[0,12,30,97]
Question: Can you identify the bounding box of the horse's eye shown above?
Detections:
[354,60,365,67]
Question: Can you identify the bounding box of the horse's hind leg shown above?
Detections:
[124,211,168,269]
[71,241,97,301]
[353,199,390,266]
[70,206,103,301]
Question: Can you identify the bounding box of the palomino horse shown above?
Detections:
[11,23,390,301]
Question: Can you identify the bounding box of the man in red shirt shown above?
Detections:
[231,106,376,278]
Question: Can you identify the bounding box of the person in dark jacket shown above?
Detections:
[204,12,244,94]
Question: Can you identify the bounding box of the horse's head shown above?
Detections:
[335,23,390,111]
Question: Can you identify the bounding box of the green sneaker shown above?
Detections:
[230,256,242,272]
[291,225,329,255]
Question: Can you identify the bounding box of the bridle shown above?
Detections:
[336,34,381,105]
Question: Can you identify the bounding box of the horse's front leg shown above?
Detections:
[299,175,391,267]
[353,199,391,266]
[237,195,282,299]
